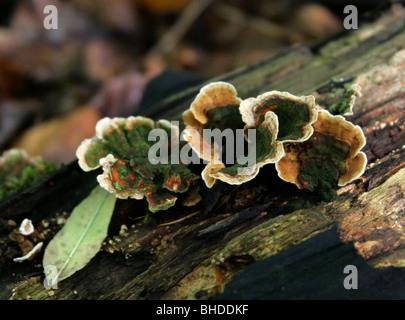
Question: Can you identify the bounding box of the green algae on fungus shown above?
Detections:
[182,81,243,162]
[202,112,285,187]
[240,91,318,143]
[183,82,284,187]
[199,90,318,188]
[187,81,243,125]
[275,110,367,201]
[0,149,57,199]
[76,116,200,212]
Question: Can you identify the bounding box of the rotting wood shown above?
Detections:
[1,6,405,300]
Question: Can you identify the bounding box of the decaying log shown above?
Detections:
[1,6,405,300]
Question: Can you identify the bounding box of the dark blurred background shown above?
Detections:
[0,0,388,164]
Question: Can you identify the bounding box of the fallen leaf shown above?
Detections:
[42,185,117,283]
[12,105,101,164]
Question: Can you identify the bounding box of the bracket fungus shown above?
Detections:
[183,84,321,187]
[182,81,243,162]
[240,91,318,143]
[275,109,367,200]
[76,116,200,212]
[183,82,284,187]
[201,111,286,187]
[183,82,247,187]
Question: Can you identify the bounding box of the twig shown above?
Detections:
[158,210,200,226]
[148,0,215,57]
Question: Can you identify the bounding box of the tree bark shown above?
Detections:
[1,6,405,300]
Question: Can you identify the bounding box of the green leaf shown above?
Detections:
[42,185,116,283]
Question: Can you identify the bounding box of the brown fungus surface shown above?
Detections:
[276,110,367,200]
[76,116,200,212]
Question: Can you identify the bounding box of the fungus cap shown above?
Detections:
[19,218,34,236]
[275,109,367,190]
[76,116,200,212]
[240,91,318,143]
[182,81,243,162]
[202,161,225,188]
[188,81,242,125]
[97,154,144,200]
[313,110,367,186]
[184,83,291,188]
[201,111,285,188]
[76,116,155,172]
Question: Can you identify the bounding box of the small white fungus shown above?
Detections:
[19,218,34,236]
